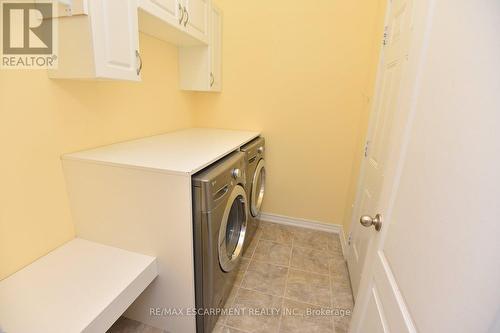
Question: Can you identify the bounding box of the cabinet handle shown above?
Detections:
[136,50,143,76]
[183,7,189,27]
[210,72,215,87]
[178,3,184,24]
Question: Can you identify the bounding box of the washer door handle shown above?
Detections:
[213,185,229,202]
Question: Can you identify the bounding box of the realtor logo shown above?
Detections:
[1,0,57,69]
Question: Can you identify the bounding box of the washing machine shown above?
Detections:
[192,152,248,333]
[241,137,266,251]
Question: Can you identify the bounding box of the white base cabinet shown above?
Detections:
[49,0,142,81]
[179,5,221,91]
[63,161,196,332]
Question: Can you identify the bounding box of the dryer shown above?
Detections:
[241,137,266,251]
[192,152,248,333]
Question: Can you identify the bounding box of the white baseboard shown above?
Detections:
[259,212,347,256]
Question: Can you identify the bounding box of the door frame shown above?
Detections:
[349,0,436,331]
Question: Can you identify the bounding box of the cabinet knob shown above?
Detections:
[210,72,215,87]
[136,50,143,76]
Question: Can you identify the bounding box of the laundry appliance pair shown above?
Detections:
[192,137,266,333]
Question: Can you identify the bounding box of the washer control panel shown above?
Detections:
[231,168,242,179]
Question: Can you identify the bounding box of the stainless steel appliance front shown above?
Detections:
[241,137,266,253]
[192,152,248,333]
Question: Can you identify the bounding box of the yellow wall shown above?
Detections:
[194,0,386,229]
[0,34,194,280]
[0,1,385,280]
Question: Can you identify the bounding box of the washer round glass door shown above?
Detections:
[218,185,248,272]
[250,159,266,217]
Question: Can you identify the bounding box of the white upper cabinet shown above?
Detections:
[138,0,209,45]
[210,6,222,91]
[49,0,141,81]
[178,5,221,92]
[139,0,182,27]
[183,0,208,43]
[92,0,141,80]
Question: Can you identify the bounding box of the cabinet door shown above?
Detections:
[209,6,221,91]
[184,0,208,43]
[140,0,183,26]
[91,0,141,81]
[178,4,220,91]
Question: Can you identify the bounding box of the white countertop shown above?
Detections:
[62,128,260,175]
[0,238,158,333]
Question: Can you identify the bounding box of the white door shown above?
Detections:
[91,0,141,81]
[209,5,222,91]
[139,0,183,26]
[346,0,411,295]
[350,0,500,332]
[184,0,208,43]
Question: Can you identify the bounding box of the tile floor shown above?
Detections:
[215,221,354,333]
[108,317,166,333]
[107,221,354,333]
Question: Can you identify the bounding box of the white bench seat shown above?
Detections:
[0,238,158,333]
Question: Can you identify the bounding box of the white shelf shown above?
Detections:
[62,128,260,175]
[0,238,158,333]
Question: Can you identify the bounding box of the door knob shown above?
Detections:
[360,214,383,231]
